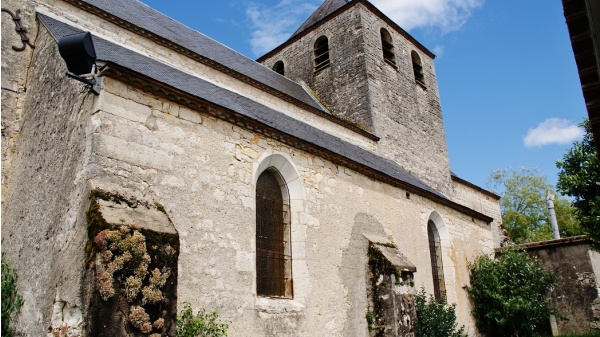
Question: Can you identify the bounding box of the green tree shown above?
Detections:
[468,250,555,337]
[554,197,586,237]
[556,119,600,246]
[487,167,584,243]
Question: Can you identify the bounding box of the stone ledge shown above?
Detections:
[95,198,176,235]
[254,297,305,314]
[496,235,591,253]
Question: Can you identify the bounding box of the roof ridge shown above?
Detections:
[291,0,352,38]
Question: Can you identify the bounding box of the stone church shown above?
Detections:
[1,0,502,335]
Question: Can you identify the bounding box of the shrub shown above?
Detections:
[2,253,23,337]
[468,250,555,337]
[176,302,229,337]
[414,289,466,337]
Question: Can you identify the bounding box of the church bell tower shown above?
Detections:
[258,0,452,193]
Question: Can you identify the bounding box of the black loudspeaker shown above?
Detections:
[58,32,97,75]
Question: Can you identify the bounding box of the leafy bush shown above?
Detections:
[556,119,600,247]
[468,250,555,337]
[2,253,23,337]
[176,302,229,337]
[414,289,466,337]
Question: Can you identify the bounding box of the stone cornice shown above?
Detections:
[103,64,494,224]
[451,174,500,200]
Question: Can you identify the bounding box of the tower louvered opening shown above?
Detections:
[381,28,396,66]
[314,36,330,72]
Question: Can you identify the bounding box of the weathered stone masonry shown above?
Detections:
[1,21,95,335]
[1,0,502,336]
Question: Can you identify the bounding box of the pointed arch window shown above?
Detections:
[256,168,293,298]
[427,220,446,301]
[273,61,285,76]
[411,50,425,86]
[314,36,330,72]
[381,28,396,66]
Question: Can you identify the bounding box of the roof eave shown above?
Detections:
[60,0,377,140]
[105,62,491,223]
[563,0,600,154]
[451,174,501,200]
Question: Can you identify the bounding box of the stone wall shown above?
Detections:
[451,177,505,247]
[1,0,37,209]
[1,23,97,335]
[517,238,600,335]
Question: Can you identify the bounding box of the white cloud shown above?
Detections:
[523,118,584,148]
[246,0,483,57]
[432,45,445,57]
[371,0,484,33]
[246,1,319,56]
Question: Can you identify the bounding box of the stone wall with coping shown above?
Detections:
[516,238,600,335]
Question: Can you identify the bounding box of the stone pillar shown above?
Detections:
[367,242,417,337]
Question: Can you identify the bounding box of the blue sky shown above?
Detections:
[139,0,587,190]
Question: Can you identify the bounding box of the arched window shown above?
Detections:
[273,61,285,76]
[427,220,446,301]
[381,28,396,66]
[256,168,293,298]
[411,51,425,85]
[314,36,330,72]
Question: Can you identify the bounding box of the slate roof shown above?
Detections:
[292,0,351,37]
[73,0,327,114]
[39,13,447,202]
